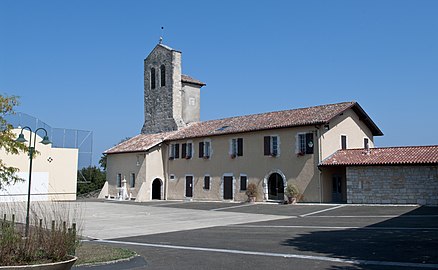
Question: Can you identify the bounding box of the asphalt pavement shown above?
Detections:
[71,200,438,270]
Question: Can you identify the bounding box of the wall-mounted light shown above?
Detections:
[324,124,330,131]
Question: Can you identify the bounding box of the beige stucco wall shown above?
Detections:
[320,108,375,160]
[105,145,166,201]
[320,166,347,202]
[166,126,321,202]
[106,107,378,203]
[0,129,78,202]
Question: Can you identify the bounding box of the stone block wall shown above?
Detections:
[347,165,438,205]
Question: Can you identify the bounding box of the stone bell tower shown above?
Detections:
[141,43,205,135]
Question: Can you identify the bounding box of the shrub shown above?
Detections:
[0,202,80,266]
[245,183,258,197]
[285,183,300,198]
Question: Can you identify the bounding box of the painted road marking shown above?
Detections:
[230,224,438,231]
[211,203,257,211]
[306,215,438,218]
[96,239,438,269]
[299,204,345,217]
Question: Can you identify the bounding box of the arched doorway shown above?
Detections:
[267,173,285,201]
[152,178,162,200]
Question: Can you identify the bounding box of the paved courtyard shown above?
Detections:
[71,200,438,270]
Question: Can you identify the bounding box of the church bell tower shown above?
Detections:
[141,43,205,135]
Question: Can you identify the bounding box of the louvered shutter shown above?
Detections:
[264,136,271,156]
[306,133,314,154]
[199,142,204,158]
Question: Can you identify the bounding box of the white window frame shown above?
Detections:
[169,143,177,159]
[184,141,194,159]
[271,135,280,157]
[230,138,237,156]
[265,135,280,157]
[296,133,306,154]
[204,139,211,158]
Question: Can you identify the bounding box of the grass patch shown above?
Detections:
[75,242,136,266]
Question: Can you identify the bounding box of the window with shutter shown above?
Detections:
[264,136,271,156]
[187,143,193,158]
[240,175,247,191]
[298,134,306,154]
[199,142,204,158]
[237,138,243,156]
[204,175,210,190]
[175,144,180,159]
[306,133,314,154]
[271,136,278,156]
[182,143,187,158]
[230,139,237,158]
[204,141,211,157]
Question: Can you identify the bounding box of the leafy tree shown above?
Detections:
[99,137,131,171]
[77,166,106,195]
[0,95,27,190]
[99,154,107,171]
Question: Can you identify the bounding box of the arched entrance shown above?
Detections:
[267,173,285,201]
[152,178,162,200]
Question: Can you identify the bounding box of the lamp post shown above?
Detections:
[16,126,51,237]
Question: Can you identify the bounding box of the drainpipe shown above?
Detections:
[163,142,169,200]
[316,126,323,203]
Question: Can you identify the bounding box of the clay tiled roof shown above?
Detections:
[320,146,438,166]
[181,74,206,86]
[105,101,382,154]
[104,131,177,154]
[168,101,382,140]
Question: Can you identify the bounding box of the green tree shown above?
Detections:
[99,137,131,171]
[99,154,107,171]
[77,166,106,195]
[0,95,27,190]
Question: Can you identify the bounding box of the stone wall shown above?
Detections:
[347,165,438,205]
[142,45,182,134]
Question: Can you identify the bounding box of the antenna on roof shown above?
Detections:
[159,26,164,44]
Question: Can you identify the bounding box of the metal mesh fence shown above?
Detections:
[5,112,92,169]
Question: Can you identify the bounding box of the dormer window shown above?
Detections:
[160,65,166,87]
[151,67,156,89]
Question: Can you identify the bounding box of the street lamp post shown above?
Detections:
[16,126,51,237]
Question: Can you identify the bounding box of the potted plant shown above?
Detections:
[245,183,258,203]
[285,183,300,204]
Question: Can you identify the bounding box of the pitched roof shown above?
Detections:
[105,101,382,154]
[104,131,177,154]
[167,101,382,140]
[319,145,438,166]
[181,74,206,86]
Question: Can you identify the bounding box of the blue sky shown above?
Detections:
[1,1,437,167]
